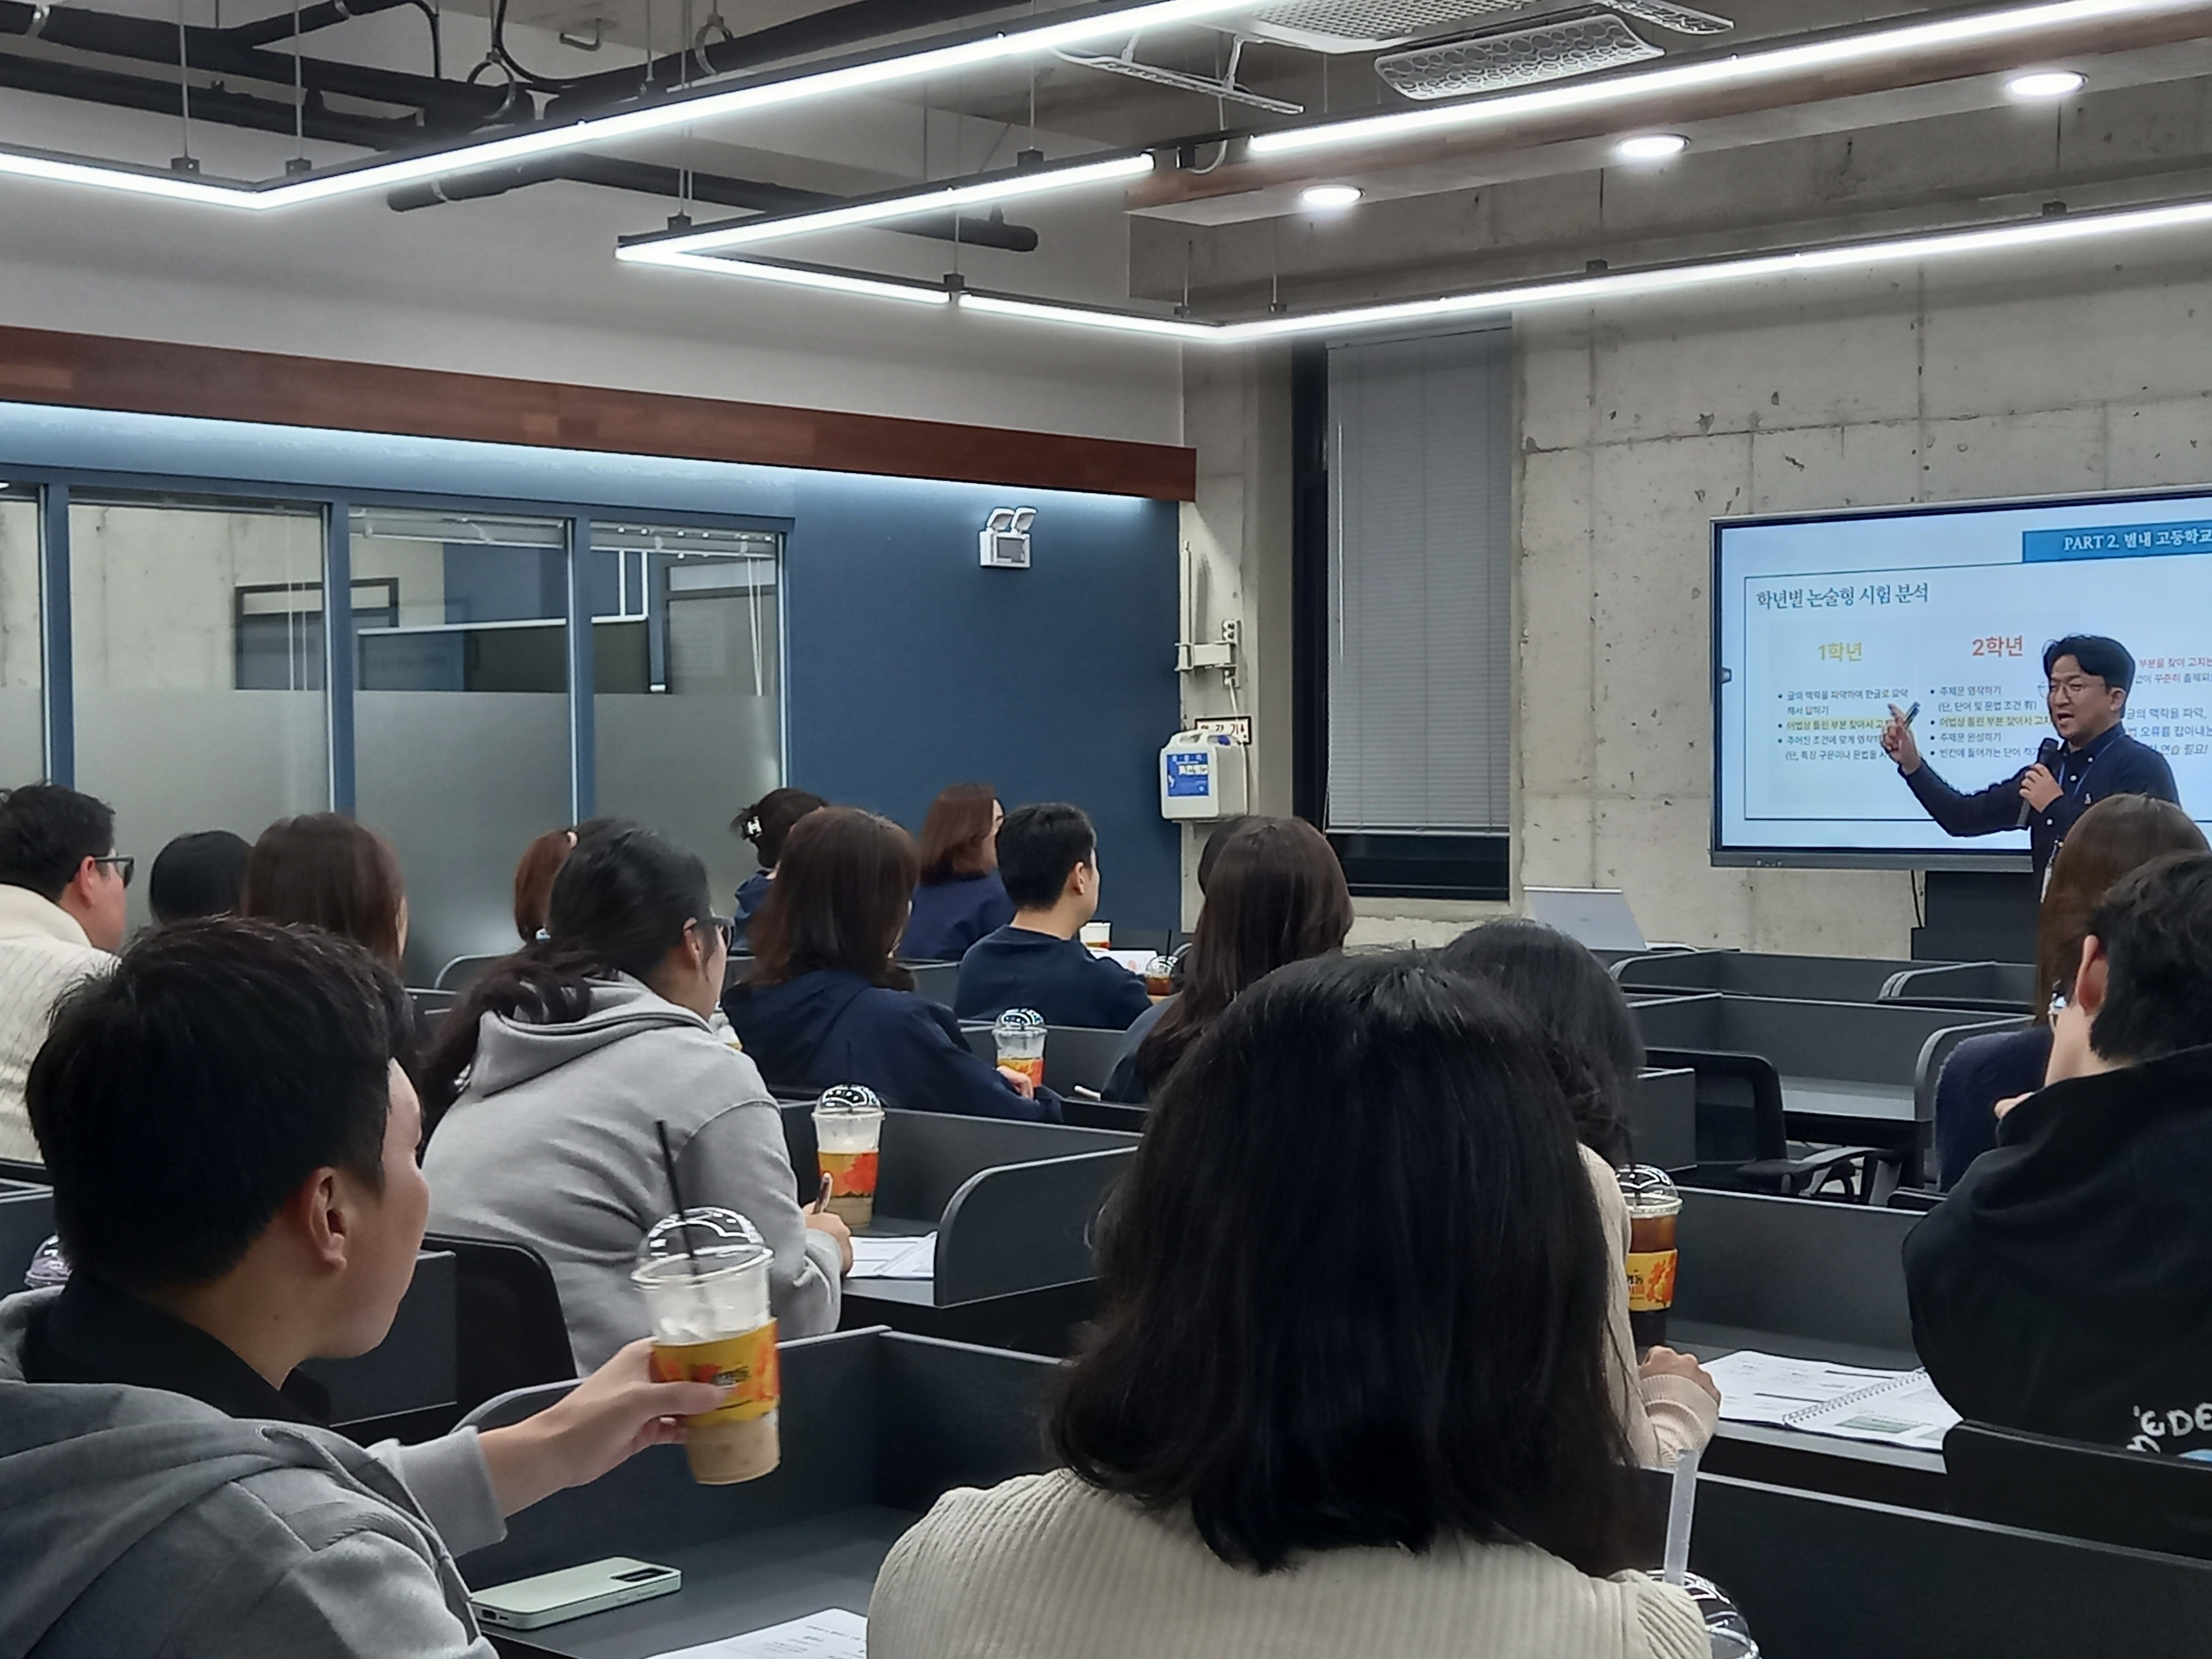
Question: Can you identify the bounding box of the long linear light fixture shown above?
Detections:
[0,0,1253,210]
[1247,0,2204,158]
[619,193,2212,341]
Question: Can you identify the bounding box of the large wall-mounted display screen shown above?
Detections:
[1714,487,2212,867]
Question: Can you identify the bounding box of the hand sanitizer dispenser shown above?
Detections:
[1160,731,1249,821]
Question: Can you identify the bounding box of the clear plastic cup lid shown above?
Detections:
[1617,1163,1682,1209]
[814,1082,884,1116]
[637,1206,765,1274]
[1144,954,1175,975]
[993,1008,1045,1035]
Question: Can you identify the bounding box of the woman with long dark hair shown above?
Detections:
[869,953,1704,1657]
[1106,816,1352,1102]
[239,813,408,972]
[421,823,846,1369]
[1438,917,1720,1468]
[899,782,1013,961]
[724,807,1057,1121]
[1933,792,2209,1185]
[729,786,829,948]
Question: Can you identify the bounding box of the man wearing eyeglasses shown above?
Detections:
[1880,634,2182,881]
[0,784,129,1163]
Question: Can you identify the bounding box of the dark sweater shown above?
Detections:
[1933,1025,2053,1190]
[730,871,773,948]
[1904,723,2178,878]
[901,873,1015,963]
[1103,998,1170,1104]
[1905,1045,2212,1454]
[953,926,1154,1031]
[724,968,1057,1122]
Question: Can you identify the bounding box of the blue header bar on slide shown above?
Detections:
[2025,521,2212,561]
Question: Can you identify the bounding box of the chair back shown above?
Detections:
[1947,1421,2212,1562]
[434,953,507,993]
[421,1232,576,1413]
[905,961,959,1007]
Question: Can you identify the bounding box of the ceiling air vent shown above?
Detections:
[1377,9,1659,98]
[1244,0,1547,53]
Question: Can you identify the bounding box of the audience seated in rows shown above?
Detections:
[901,782,1013,962]
[422,825,846,1371]
[869,952,1707,1658]
[148,830,250,926]
[725,808,1060,1121]
[241,813,409,975]
[1437,919,1719,1467]
[728,787,828,950]
[0,919,729,1658]
[510,819,614,944]
[1907,853,2212,1454]
[954,802,1152,1031]
[0,785,126,1165]
[1933,794,2208,1187]
[1107,816,1352,1103]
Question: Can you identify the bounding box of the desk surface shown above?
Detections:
[486,1505,908,1659]
[1781,1077,1915,1123]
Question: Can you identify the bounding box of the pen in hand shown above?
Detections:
[811,1172,832,1213]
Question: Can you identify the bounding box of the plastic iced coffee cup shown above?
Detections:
[812,1084,885,1228]
[993,1008,1046,1088]
[633,1209,780,1485]
[1143,953,1176,998]
[1618,1165,1682,1352]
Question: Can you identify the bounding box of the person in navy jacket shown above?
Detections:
[728,787,827,948]
[725,807,1057,1122]
[900,782,1014,962]
[1882,635,2180,881]
[955,803,1154,1031]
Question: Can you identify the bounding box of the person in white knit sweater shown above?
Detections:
[1437,918,1722,1465]
[0,785,128,1165]
[869,952,1710,1659]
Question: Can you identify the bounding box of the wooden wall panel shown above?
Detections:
[0,325,1197,502]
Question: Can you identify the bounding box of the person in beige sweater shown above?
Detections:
[0,786,128,1165]
[869,953,1709,1659]
[1439,918,1721,1465]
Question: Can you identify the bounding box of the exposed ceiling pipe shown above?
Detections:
[0,48,421,145]
[221,0,422,49]
[545,0,1031,116]
[0,0,508,124]
[387,154,1043,249]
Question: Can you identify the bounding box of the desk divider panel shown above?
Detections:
[1673,1189,1918,1353]
[1630,1068,1698,1170]
[935,1149,1133,1303]
[1617,952,1937,1003]
[1694,1472,2212,1659]
[0,1180,55,1288]
[1634,995,2017,1091]
[959,1024,1131,1099]
[874,1333,1057,1512]
[780,1107,1135,1220]
[299,1249,459,1427]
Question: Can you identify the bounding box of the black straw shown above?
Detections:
[655,1119,702,1275]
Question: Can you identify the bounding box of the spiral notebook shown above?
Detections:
[1703,1350,1960,1450]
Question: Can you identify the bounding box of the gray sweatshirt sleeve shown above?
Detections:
[225,1530,498,1658]
[679,1100,843,1339]
[373,1430,507,1557]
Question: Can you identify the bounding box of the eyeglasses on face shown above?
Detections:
[2046,676,2109,701]
[91,855,134,890]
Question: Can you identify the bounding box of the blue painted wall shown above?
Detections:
[0,402,1185,927]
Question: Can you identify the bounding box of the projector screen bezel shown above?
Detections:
[1709,479,2212,873]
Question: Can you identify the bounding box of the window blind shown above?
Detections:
[1325,326,1514,834]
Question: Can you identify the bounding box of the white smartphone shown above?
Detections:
[469,1557,683,1631]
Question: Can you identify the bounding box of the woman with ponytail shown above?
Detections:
[421,823,847,1370]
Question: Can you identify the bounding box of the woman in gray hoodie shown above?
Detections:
[420,824,847,1370]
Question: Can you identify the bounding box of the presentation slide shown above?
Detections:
[1714,488,2212,862]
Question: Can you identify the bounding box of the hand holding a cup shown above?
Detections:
[477,1338,731,1516]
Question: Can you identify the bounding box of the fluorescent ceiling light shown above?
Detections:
[644,152,1154,258]
[0,0,1252,210]
[618,246,954,304]
[1613,133,1689,161]
[1247,0,2195,159]
[1300,183,1365,207]
[621,192,2212,342]
[2006,67,2088,95]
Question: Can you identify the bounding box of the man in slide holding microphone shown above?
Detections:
[1881,634,2180,882]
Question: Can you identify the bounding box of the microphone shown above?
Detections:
[2020,738,2063,827]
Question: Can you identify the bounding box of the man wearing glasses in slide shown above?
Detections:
[1880,634,2182,883]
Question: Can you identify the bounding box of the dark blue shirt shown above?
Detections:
[730,871,774,948]
[724,968,1057,1121]
[901,873,1014,963]
[1905,723,2180,877]
[954,926,1155,1031]
[1933,1025,2053,1189]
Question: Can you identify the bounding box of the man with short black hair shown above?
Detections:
[1881,634,2181,880]
[954,803,1152,1030]
[0,919,728,1657]
[1906,853,2212,1454]
[0,783,129,1162]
